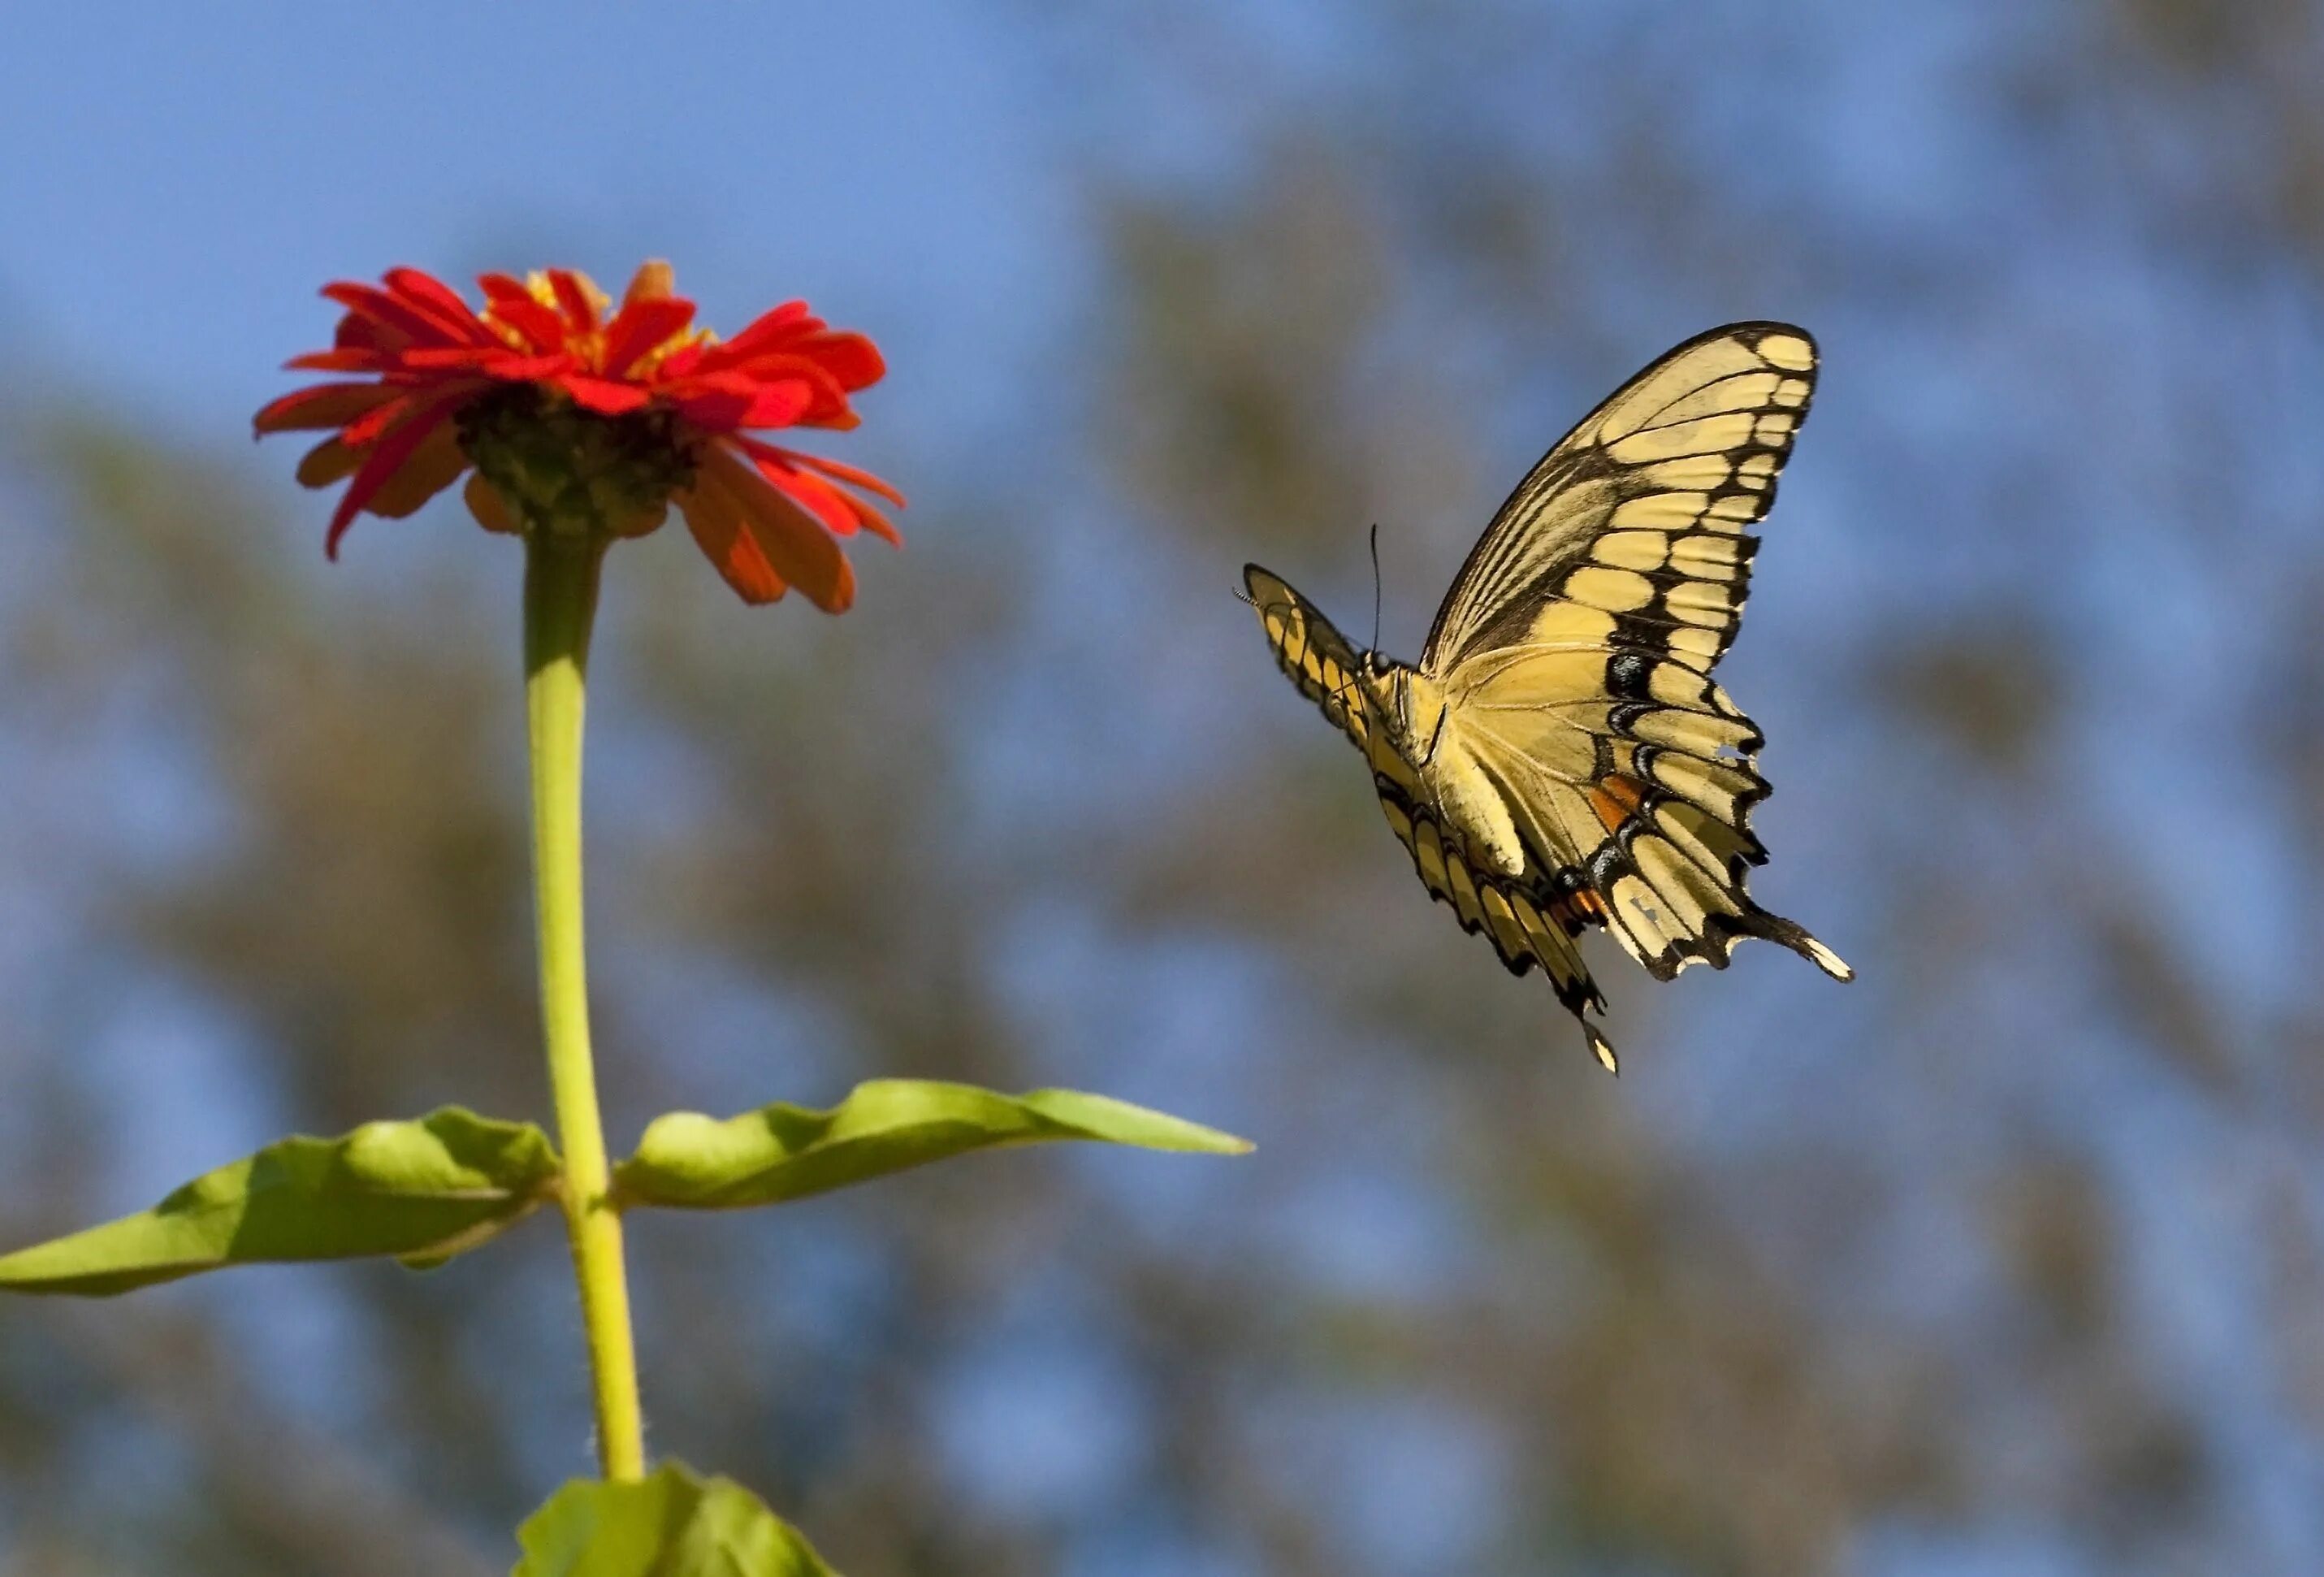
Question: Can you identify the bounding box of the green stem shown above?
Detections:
[524,531,646,1481]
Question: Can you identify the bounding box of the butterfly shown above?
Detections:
[1244,323,1851,1072]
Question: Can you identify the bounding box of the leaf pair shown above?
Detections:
[0,1081,1249,1294]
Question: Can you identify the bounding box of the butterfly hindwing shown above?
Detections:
[1374,782,1618,1072]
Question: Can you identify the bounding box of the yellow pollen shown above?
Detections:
[627,323,712,377]
[478,264,712,374]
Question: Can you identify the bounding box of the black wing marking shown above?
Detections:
[1422,322,1818,673]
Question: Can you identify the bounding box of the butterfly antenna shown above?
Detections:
[1368,522,1383,654]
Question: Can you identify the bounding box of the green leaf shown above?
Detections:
[0,1107,560,1296]
[613,1079,1251,1211]
[513,1462,835,1576]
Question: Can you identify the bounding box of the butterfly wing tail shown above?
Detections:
[1751,912,1854,981]
[1583,1020,1620,1077]
[1583,763,1854,985]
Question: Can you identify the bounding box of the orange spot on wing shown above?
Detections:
[1588,773,1649,834]
[1554,889,1608,927]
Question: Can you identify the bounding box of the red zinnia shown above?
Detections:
[254,262,903,610]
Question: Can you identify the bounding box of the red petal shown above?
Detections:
[365,419,470,517]
[465,472,522,535]
[848,497,903,547]
[335,313,404,353]
[750,450,864,537]
[339,390,426,448]
[695,301,814,369]
[399,344,533,373]
[730,439,905,546]
[296,435,363,487]
[323,282,470,349]
[396,346,578,387]
[739,379,818,427]
[656,342,706,379]
[798,331,885,390]
[676,479,787,604]
[383,268,496,344]
[324,396,465,557]
[484,290,569,354]
[664,373,763,431]
[289,348,396,373]
[698,444,855,611]
[725,353,850,423]
[253,382,402,435]
[760,442,908,509]
[489,353,578,382]
[547,270,601,334]
[556,375,653,414]
[601,297,696,379]
[336,379,484,448]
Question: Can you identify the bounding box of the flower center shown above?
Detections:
[458,386,697,539]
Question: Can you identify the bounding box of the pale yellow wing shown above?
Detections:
[1422,322,1819,673]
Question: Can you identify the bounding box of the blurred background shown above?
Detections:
[2,2,2321,1573]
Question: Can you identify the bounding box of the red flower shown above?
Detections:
[254,262,904,611]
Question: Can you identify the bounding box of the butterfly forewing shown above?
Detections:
[1244,565,1375,760]
[1422,322,1818,673]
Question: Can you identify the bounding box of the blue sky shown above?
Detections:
[0,2,1067,461]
